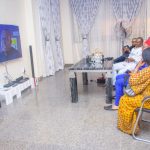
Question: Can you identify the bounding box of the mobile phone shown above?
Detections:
[126,70,131,74]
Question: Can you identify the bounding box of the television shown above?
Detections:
[0,24,22,63]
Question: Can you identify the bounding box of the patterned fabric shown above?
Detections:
[118,66,150,134]
[51,0,64,70]
[70,0,101,58]
[112,0,143,40]
[130,67,150,96]
[38,0,64,76]
[38,0,55,76]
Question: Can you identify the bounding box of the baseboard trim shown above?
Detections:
[36,76,43,81]
[65,64,73,67]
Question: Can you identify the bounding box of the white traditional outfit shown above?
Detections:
[112,47,142,85]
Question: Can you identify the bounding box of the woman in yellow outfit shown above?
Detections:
[118,47,150,135]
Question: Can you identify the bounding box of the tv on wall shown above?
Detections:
[0,24,22,63]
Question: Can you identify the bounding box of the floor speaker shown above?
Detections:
[29,45,36,86]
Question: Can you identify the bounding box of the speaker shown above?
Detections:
[29,45,36,87]
[29,45,35,78]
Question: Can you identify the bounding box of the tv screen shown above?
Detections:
[0,24,22,63]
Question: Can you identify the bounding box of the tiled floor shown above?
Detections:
[0,68,150,150]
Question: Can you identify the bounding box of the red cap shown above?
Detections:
[145,37,150,46]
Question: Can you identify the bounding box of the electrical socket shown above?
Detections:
[21,67,26,74]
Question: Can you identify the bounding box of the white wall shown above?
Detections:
[147,0,150,37]
[31,0,45,77]
[0,0,41,84]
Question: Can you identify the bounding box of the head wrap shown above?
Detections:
[145,37,150,46]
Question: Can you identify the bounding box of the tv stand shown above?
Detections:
[0,78,34,106]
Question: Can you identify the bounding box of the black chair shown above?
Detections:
[132,96,150,143]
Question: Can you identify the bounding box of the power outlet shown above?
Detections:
[21,67,26,75]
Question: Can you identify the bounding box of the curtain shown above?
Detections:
[112,0,143,45]
[71,0,147,61]
[38,0,55,76]
[38,0,64,77]
[89,0,121,57]
[50,0,64,70]
[70,0,102,58]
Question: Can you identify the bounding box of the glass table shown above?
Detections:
[69,58,113,103]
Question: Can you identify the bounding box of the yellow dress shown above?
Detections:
[117,66,150,134]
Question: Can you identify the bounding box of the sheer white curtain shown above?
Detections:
[70,0,102,58]
[126,0,147,43]
[51,0,64,70]
[90,0,121,58]
[38,0,55,76]
[38,0,64,77]
[112,0,143,45]
[72,0,147,61]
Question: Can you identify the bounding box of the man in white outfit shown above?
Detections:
[112,37,143,85]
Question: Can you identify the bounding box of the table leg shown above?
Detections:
[5,93,13,105]
[69,72,78,103]
[16,92,21,99]
[106,77,113,104]
[82,72,88,85]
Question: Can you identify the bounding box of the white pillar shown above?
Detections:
[24,0,43,78]
[60,0,74,64]
[147,0,150,37]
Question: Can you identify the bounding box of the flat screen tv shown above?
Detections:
[0,24,22,63]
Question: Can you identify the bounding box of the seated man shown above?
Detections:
[104,37,150,110]
[114,45,131,64]
[129,38,137,50]
[114,38,136,64]
[112,37,143,85]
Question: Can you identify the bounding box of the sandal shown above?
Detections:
[104,105,118,111]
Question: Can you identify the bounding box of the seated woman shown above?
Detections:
[118,47,150,135]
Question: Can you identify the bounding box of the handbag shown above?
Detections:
[124,84,135,97]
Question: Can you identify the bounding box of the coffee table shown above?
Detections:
[69,58,113,103]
